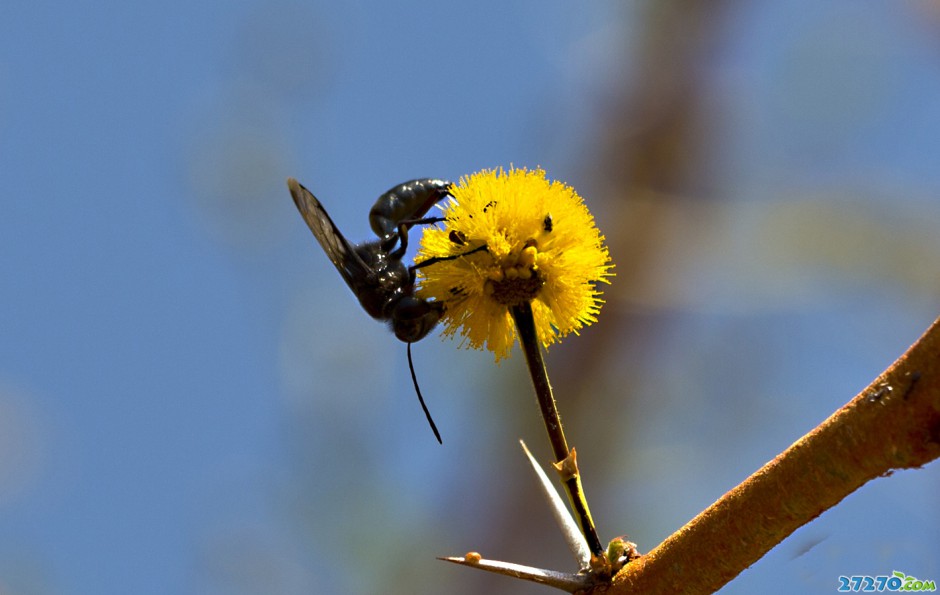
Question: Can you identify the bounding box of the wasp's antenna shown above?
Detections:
[408,342,442,444]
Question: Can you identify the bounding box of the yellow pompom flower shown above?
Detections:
[415,167,613,361]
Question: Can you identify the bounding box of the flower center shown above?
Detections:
[484,241,544,306]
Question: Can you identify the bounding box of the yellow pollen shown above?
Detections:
[519,245,538,268]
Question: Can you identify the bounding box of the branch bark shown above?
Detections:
[595,316,940,594]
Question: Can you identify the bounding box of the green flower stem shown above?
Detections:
[510,301,604,557]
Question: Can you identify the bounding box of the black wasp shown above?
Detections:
[287,177,482,443]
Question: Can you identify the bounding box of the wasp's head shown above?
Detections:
[391,296,445,343]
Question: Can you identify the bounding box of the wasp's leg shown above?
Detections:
[409,244,488,282]
[385,216,448,258]
[408,341,442,443]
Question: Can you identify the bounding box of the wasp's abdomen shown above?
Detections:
[369,178,452,238]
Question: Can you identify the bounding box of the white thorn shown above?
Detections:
[439,555,591,592]
[519,439,592,571]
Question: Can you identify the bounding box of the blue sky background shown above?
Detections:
[1,1,938,594]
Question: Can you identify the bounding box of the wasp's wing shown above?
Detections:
[287,177,374,288]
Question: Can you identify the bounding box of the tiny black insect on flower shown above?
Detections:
[449,230,468,246]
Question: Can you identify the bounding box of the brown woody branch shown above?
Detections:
[596,317,940,595]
